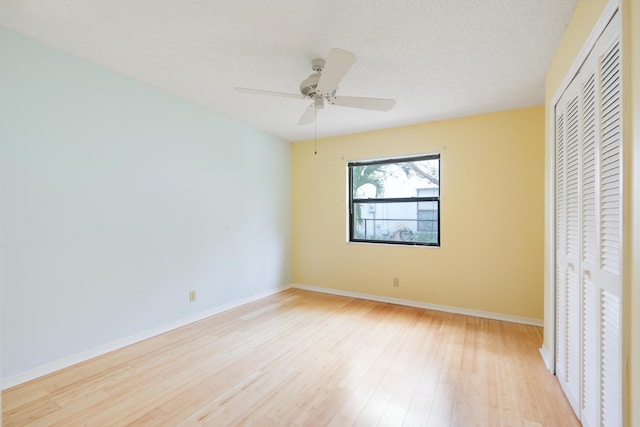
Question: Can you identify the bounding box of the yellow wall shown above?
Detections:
[292,106,545,320]
[624,0,639,424]
[544,0,639,423]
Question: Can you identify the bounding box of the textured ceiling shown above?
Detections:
[0,0,578,142]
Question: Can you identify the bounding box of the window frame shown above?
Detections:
[348,153,441,247]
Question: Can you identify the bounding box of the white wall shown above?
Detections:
[0,28,291,384]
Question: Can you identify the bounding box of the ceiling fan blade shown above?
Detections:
[235,87,305,99]
[298,103,317,125]
[328,96,396,111]
[316,48,356,97]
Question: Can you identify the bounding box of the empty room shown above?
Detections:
[1,0,639,426]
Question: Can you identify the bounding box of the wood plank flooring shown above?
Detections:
[2,288,579,426]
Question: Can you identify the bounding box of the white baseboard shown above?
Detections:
[539,345,554,373]
[1,286,290,391]
[291,283,544,327]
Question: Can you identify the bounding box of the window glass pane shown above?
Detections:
[352,201,438,244]
[352,158,439,199]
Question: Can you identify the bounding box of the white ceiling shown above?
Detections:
[0,0,578,142]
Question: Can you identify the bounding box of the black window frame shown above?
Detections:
[348,153,440,247]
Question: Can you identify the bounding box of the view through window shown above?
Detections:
[348,154,440,246]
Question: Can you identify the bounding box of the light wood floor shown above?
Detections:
[3,288,579,426]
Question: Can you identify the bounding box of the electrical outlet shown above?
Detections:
[189,290,196,302]
[393,278,399,287]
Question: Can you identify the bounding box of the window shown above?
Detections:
[348,154,440,246]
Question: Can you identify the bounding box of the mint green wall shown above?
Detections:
[0,28,291,380]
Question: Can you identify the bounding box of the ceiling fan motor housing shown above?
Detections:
[299,72,320,97]
[300,58,331,98]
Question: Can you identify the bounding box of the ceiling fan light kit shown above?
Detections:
[235,48,396,125]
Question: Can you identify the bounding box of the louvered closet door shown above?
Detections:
[582,15,622,427]
[595,16,622,427]
[555,92,569,406]
[555,77,582,415]
[581,58,599,427]
[554,11,621,427]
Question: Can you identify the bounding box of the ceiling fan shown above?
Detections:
[235,48,396,125]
